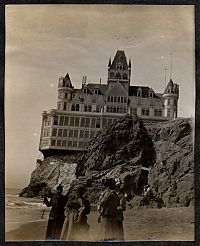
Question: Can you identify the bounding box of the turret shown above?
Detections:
[57,73,73,110]
[107,50,130,91]
[163,78,179,118]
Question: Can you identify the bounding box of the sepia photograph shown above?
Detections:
[5,4,195,241]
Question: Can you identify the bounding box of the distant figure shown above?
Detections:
[44,185,66,240]
[115,179,126,240]
[97,178,120,241]
[60,186,90,241]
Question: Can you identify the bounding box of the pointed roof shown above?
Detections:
[110,50,128,69]
[63,73,73,88]
[164,78,174,94]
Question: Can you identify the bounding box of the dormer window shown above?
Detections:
[149,92,153,98]
[137,91,142,97]
[94,89,99,95]
[168,88,171,93]
[83,88,87,94]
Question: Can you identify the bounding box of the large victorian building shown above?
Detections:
[39,50,179,157]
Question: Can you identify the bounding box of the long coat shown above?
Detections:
[98,189,121,241]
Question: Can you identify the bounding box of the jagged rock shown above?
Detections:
[22,115,194,208]
[146,118,194,207]
[20,155,77,197]
[76,115,156,203]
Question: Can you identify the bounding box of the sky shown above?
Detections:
[5,4,195,189]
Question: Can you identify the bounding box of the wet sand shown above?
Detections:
[6,206,194,241]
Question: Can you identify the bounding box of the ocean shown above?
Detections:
[5,188,50,233]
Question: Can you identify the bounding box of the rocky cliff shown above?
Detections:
[20,115,194,208]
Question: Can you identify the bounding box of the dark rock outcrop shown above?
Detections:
[146,118,194,207]
[21,115,194,208]
[75,115,156,203]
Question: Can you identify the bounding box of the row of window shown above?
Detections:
[106,106,127,113]
[107,96,127,103]
[42,139,88,148]
[50,128,99,139]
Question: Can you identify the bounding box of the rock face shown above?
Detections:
[75,115,156,203]
[19,155,77,197]
[146,118,194,207]
[21,115,194,208]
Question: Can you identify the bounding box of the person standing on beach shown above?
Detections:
[44,184,66,240]
[97,178,121,241]
[115,179,126,241]
[60,185,90,241]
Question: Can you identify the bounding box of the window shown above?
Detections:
[59,116,64,126]
[80,118,85,127]
[57,140,61,146]
[121,97,123,103]
[154,109,162,117]
[71,104,76,111]
[58,129,63,137]
[84,105,92,112]
[63,129,68,137]
[111,97,113,102]
[94,89,98,95]
[108,118,112,125]
[149,92,153,98]
[167,99,170,105]
[73,141,77,147]
[70,117,75,126]
[116,73,121,79]
[63,102,67,110]
[76,104,80,111]
[62,141,67,147]
[91,118,96,128]
[142,108,149,116]
[53,116,59,125]
[68,141,72,147]
[69,130,73,138]
[65,93,68,99]
[85,118,90,127]
[83,88,87,94]
[52,128,57,137]
[107,96,110,102]
[102,118,107,128]
[57,103,61,110]
[167,109,171,117]
[79,130,84,138]
[114,97,117,103]
[42,139,49,146]
[96,118,101,128]
[137,92,141,97]
[117,97,120,102]
[74,130,78,138]
[75,117,80,127]
[124,97,127,103]
[110,72,114,78]
[90,131,96,139]
[84,131,89,138]
[123,73,127,79]
[78,142,84,148]
[51,140,56,146]
[64,117,69,126]
[96,105,100,112]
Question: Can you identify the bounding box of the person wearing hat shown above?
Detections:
[44,184,67,240]
[98,178,121,241]
[60,185,90,241]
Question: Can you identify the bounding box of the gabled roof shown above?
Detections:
[63,73,73,88]
[110,50,128,69]
[86,83,108,95]
[129,86,160,98]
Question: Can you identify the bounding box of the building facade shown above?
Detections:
[39,50,179,157]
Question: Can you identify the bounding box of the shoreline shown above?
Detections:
[5,207,194,241]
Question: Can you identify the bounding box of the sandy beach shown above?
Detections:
[6,206,194,241]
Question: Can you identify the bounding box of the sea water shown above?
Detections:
[5,188,50,233]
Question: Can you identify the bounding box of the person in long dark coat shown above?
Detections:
[98,178,121,241]
[115,179,126,241]
[44,185,66,240]
[60,186,90,241]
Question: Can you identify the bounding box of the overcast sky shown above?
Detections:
[5,5,195,189]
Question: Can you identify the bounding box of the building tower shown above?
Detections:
[57,73,73,111]
[107,50,131,91]
[163,79,179,118]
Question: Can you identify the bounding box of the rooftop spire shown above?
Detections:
[170,52,173,79]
